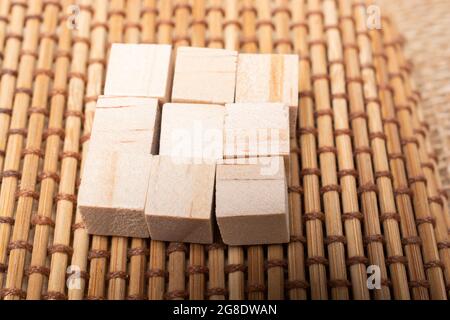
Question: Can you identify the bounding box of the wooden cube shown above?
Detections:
[215,157,289,245]
[159,103,225,163]
[235,53,299,135]
[223,102,290,161]
[92,96,161,154]
[78,151,152,238]
[145,156,216,244]
[104,44,173,102]
[171,47,238,104]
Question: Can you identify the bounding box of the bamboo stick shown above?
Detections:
[308,0,353,300]
[205,0,226,300]
[256,0,272,54]
[0,0,43,296]
[322,0,370,299]
[26,0,74,300]
[70,0,108,301]
[224,0,239,51]
[367,4,430,301]
[0,0,27,177]
[256,0,279,300]
[46,0,93,300]
[238,0,263,301]
[240,0,257,53]
[141,0,157,44]
[106,0,128,301]
[266,0,292,300]
[4,0,61,300]
[125,0,148,301]
[352,2,410,300]
[0,0,11,67]
[288,0,309,300]
[380,15,447,300]
[388,19,450,296]
[171,0,205,301]
[295,0,328,300]
[337,0,391,299]
[175,0,207,301]
[146,0,173,300]
[224,0,246,301]
[239,0,272,301]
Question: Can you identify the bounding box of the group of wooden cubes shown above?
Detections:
[78,44,298,246]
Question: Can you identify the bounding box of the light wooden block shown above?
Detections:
[171,46,238,104]
[78,151,152,238]
[92,96,161,154]
[159,103,225,163]
[223,102,290,161]
[104,44,173,102]
[215,157,289,245]
[235,53,299,135]
[145,156,215,244]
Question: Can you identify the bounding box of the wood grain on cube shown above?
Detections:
[92,96,161,154]
[104,44,173,102]
[235,53,299,135]
[78,151,152,238]
[159,103,225,163]
[223,102,289,160]
[171,47,238,104]
[145,156,216,244]
[78,96,161,238]
[215,157,289,245]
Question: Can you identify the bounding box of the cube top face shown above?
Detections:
[104,44,173,101]
[235,53,299,107]
[171,46,238,105]
[91,96,160,154]
[145,156,216,220]
[159,103,225,163]
[223,102,290,159]
[78,151,152,212]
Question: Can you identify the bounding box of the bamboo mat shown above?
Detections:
[377,0,450,205]
[0,0,449,301]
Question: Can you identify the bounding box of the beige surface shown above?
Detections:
[223,102,290,161]
[104,44,173,102]
[378,0,450,196]
[78,151,152,238]
[145,156,216,244]
[171,46,238,104]
[215,157,289,245]
[92,96,161,154]
[235,53,299,135]
[159,103,225,163]
[77,96,161,238]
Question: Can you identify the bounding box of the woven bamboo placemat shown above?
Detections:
[0,0,449,300]
[377,0,450,203]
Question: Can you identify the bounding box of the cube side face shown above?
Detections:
[104,44,173,101]
[78,152,152,236]
[217,214,289,246]
[146,215,213,244]
[80,205,149,238]
[145,156,216,243]
[79,151,152,209]
[215,161,289,245]
[223,103,290,159]
[159,103,225,162]
[171,47,238,104]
